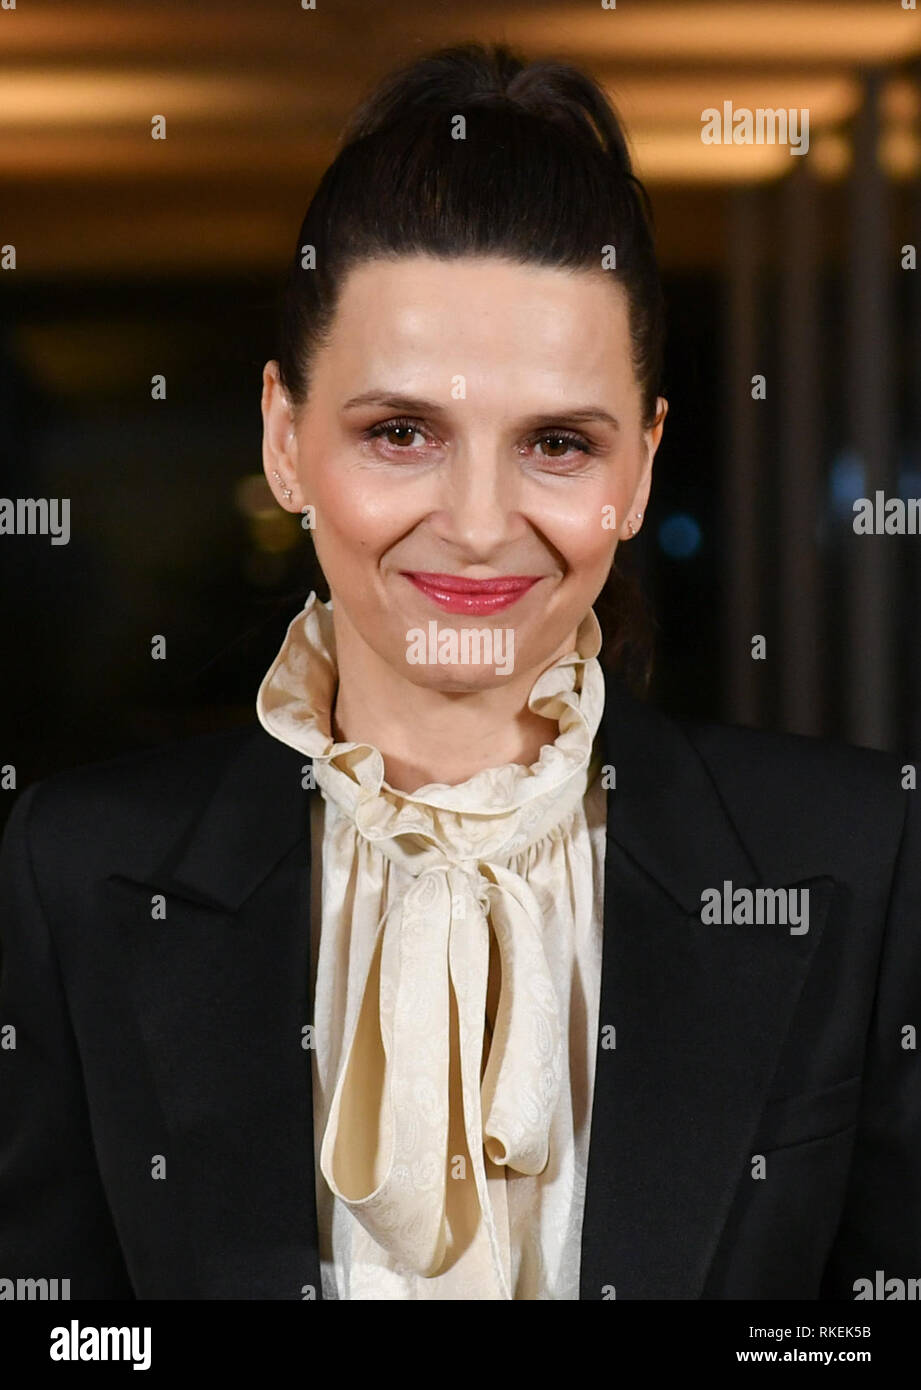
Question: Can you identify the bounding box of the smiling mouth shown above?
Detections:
[401,571,542,615]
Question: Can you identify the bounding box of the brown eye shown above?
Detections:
[367,418,426,449]
[384,425,417,446]
[534,431,592,459]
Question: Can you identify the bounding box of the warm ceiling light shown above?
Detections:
[608,75,861,128]
[630,131,797,183]
[0,72,249,124]
[0,70,337,125]
[0,130,329,179]
[510,4,921,63]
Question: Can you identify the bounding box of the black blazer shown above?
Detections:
[1,672,919,1300]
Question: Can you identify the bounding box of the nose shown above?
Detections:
[430,441,525,558]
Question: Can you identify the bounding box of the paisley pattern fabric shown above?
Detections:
[256,592,607,1298]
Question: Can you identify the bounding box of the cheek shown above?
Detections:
[308,459,410,559]
[534,487,622,575]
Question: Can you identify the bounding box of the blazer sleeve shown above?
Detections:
[0,784,135,1298]
[821,778,921,1298]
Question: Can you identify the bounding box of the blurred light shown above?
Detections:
[632,132,800,184]
[899,466,921,499]
[0,70,339,126]
[658,512,702,559]
[234,473,276,520]
[810,131,853,180]
[234,473,300,556]
[829,449,866,521]
[882,77,921,124]
[516,5,921,62]
[880,126,921,179]
[611,75,859,126]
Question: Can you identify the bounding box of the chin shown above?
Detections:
[401,665,519,694]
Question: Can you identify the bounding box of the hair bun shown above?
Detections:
[340,41,635,179]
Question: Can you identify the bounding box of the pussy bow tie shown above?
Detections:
[316,782,589,1294]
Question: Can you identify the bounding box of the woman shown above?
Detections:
[0,42,918,1302]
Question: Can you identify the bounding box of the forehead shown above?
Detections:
[317,254,634,404]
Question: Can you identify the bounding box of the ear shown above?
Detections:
[261,360,306,512]
[623,397,668,540]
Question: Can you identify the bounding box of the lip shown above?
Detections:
[401,571,542,615]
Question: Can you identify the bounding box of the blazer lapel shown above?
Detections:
[580,674,835,1299]
[105,728,323,1300]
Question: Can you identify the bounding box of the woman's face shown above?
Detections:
[262,254,667,691]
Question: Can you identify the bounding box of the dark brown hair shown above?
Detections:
[275,41,665,692]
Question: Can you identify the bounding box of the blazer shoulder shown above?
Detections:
[7,723,299,887]
[678,708,906,792]
[674,708,910,876]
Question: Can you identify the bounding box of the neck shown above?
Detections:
[330,609,578,794]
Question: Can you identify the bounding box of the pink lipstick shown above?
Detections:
[401,571,541,615]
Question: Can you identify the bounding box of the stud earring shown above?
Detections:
[273,470,293,502]
[627,510,643,538]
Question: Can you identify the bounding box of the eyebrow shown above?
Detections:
[340,391,620,431]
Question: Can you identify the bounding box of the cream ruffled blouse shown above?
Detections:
[256,592,608,1299]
